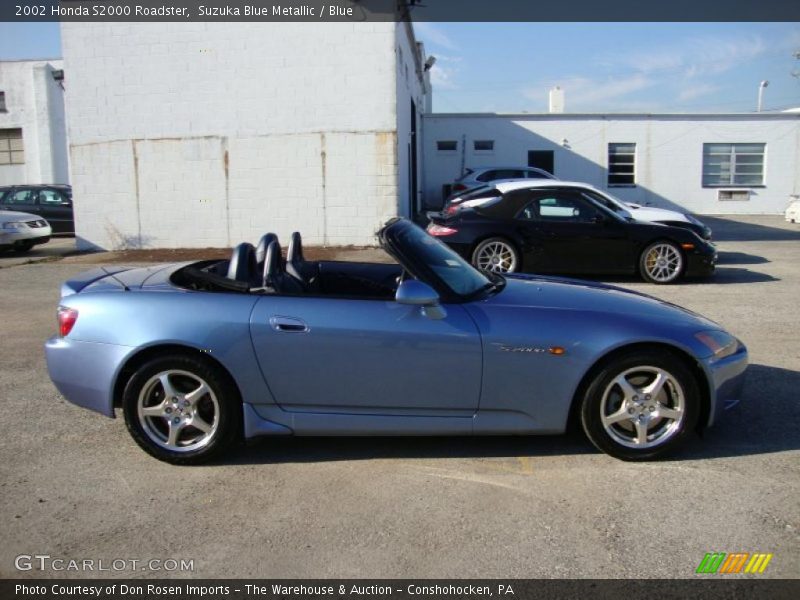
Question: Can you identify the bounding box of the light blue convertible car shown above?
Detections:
[45,218,748,464]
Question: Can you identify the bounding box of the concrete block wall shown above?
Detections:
[422,114,800,215]
[62,23,402,249]
[0,60,67,186]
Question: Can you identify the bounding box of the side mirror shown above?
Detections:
[590,214,607,224]
[395,280,447,320]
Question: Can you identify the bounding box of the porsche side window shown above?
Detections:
[518,195,598,222]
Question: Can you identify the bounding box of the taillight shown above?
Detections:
[446,205,459,215]
[57,306,78,337]
[428,224,459,236]
[452,183,467,192]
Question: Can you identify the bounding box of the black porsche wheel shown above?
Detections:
[122,355,241,465]
[639,241,684,284]
[580,349,700,461]
[471,237,520,273]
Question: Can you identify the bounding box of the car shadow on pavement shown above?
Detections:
[701,216,800,242]
[671,364,800,461]
[716,251,770,265]
[227,364,797,465]
[230,430,594,465]
[582,266,778,286]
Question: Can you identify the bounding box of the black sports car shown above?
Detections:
[427,185,716,284]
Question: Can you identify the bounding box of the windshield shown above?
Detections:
[580,190,631,221]
[390,221,494,297]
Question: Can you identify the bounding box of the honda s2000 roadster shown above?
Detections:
[45,219,747,464]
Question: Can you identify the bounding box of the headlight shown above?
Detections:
[695,330,739,359]
[2,221,26,230]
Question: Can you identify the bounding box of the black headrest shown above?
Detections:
[287,232,304,265]
[227,243,257,283]
[255,233,279,265]
[262,240,282,288]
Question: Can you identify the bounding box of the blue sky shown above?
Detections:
[2,21,799,113]
[415,22,800,113]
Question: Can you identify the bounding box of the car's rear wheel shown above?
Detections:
[639,241,684,284]
[122,355,241,465]
[580,349,700,460]
[472,237,520,273]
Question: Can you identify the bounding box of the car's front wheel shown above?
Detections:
[12,241,34,253]
[580,349,700,460]
[122,355,241,465]
[639,241,684,283]
[471,237,520,273]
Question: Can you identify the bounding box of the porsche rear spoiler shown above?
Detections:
[60,266,132,297]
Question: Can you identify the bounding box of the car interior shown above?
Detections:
[171,231,403,300]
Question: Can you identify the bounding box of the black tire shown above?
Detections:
[12,241,34,253]
[122,354,242,465]
[639,240,684,284]
[580,349,700,461]
[471,237,521,273]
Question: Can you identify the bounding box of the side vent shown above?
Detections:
[718,190,751,202]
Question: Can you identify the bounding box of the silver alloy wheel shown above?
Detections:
[643,243,683,282]
[137,369,219,453]
[475,240,517,273]
[599,366,685,449]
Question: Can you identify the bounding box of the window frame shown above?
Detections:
[473,140,495,153]
[0,128,24,165]
[702,143,766,188]
[607,142,637,187]
[436,140,458,153]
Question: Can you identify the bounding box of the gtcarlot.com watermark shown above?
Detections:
[15,554,194,573]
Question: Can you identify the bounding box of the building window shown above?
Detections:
[0,129,24,165]
[473,140,494,152]
[703,143,765,187]
[608,143,636,186]
[437,140,457,152]
[0,91,6,112]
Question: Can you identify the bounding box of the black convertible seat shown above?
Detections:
[286,231,319,290]
[255,233,279,266]
[227,242,257,284]
[262,240,305,294]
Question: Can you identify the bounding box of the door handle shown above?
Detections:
[269,316,309,333]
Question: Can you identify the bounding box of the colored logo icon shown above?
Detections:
[696,552,773,574]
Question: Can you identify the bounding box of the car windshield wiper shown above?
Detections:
[469,275,506,299]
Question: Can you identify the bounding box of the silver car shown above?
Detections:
[0,210,52,252]
[451,166,556,196]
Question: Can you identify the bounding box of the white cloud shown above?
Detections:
[428,54,461,90]
[677,82,721,102]
[607,33,767,79]
[523,74,653,111]
[413,22,458,51]
[522,29,796,111]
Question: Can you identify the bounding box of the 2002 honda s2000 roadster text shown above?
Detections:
[45,219,747,464]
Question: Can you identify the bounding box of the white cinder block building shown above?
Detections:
[0,60,68,187]
[422,113,800,215]
[62,23,429,250]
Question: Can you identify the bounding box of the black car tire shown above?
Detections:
[122,354,242,465]
[580,349,700,461]
[12,241,34,253]
[639,240,684,284]
[471,237,520,273]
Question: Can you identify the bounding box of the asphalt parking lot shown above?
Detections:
[0,215,798,579]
